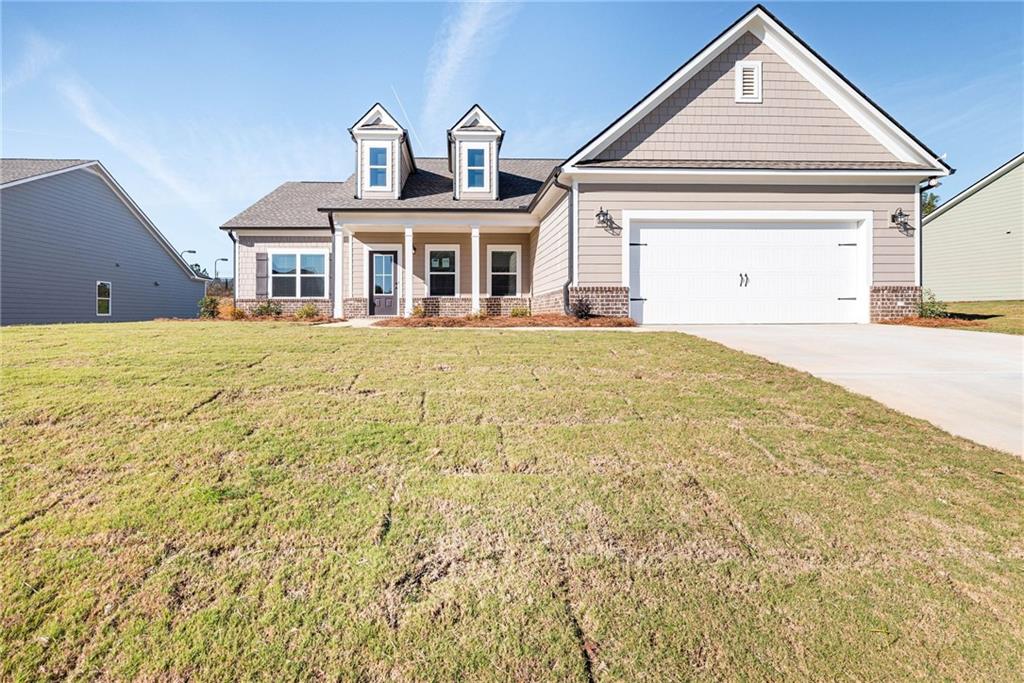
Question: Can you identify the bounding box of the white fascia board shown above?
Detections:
[352,103,401,131]
[329,211,537,228]
[232,229,331,237]
[923,152,1024,223]
[451,105,501,133]
[0,160,99,189]
[563,168,937,185]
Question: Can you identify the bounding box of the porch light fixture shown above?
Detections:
[891,207,914,237]
[595,207,620,235]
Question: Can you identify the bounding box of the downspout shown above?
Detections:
[228,230,237,308]
[551,168,573,314]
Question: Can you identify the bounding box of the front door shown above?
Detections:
[369,250,398,316]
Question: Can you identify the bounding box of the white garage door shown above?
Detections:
[629,221,867,324]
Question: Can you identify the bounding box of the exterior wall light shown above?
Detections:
[595,207,620,235]
[891,207,914,236]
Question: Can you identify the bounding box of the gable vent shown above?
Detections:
[734,60,762,103]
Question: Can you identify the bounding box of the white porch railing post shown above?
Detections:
[404,225,414,316]
[333,227,344,319]
[470,225,481,314]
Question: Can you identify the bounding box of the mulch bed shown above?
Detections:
[373,314,636,328]
[880,316,983,329]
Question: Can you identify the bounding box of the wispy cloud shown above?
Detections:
[3,32,65,93]
[56,77,213,216]
[420,1,519,151]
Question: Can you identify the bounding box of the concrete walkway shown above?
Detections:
[672,324,1024,456]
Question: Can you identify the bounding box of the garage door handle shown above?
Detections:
[739,273,749,287]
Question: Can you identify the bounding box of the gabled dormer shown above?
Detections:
[349,103,415,200]
[447,105,504,201]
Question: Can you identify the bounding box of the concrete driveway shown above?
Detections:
[673,324,1024,456]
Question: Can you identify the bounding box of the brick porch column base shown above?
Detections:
[343,298,368,319]
[568,286,630,317]
[870,285,921,322]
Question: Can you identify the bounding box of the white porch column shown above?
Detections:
[470,225,481,314]
[333,227,344,319]
[404,225,414,316]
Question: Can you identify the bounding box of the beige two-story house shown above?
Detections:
[221,5,951,323]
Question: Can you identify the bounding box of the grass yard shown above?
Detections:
[2,322,1022,681]
[945,300,1024,335]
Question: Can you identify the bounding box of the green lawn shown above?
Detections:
[2,322,1021,681]
[946,300,1024,335]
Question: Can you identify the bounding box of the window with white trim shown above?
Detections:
[465,147,487,190]
[271,252,327,298]
[734,60,762,103]
[426,245,459,297]
[368,146,389,187]
[488,245,520,297]
[96,281,111,316]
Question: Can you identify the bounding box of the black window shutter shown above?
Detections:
[255,252,268,297]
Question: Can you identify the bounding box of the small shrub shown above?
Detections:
[569,298,592,320]
[919,289,948,318]
[198,295,220,318]
[230,307,247,320]
[251,301,283,318]
[294,303,320,320]
[509,306,530,318]
[466,312,489,321]
[411,304,426,318]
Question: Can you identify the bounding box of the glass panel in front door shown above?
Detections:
[374,254,394,295]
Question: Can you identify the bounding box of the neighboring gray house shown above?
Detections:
[222,5,951,323]
[1,159,208,325]
[922,153,1023,302]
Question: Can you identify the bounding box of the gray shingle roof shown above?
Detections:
[321,157,558,212]
[1,158,94,185]
[576,159,935,170]
[222,158,560,228]
[221,181,344,228]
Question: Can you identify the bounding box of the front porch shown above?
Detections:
[333,222,547,319]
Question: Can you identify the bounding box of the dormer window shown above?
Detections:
[734,60,762,103]
[369,146,389,187]
[465,147,487,190]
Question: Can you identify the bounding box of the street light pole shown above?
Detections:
[179,249,197,260]
[214,258,229,280]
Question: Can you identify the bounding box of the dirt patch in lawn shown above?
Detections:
[374,314,636,328]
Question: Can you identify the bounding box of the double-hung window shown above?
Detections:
[271,252,327,298]
[368,146,389,188]
[488,246,520,297]
[426,245,459,297]
[466,147,486,189]
[96,281,111,316]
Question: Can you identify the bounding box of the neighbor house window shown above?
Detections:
[734,60,762,103]
[369,146,389,187]
[271,252,326,298]
[488,245,520,297]
[96,281,111,316]
[425,245,459,296]
[466,147,486,189]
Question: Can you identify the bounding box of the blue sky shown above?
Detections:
[3,2,1021,276]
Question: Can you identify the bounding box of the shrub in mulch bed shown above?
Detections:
[880,316,983,329]
[373,314,636,328]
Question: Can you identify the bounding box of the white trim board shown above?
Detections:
[485,244,523,297]
[620,209,874,324]
[563,7,947,174]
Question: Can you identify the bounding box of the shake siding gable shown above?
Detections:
[597,32,898,164]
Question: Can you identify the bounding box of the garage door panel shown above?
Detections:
[630,221,865,324]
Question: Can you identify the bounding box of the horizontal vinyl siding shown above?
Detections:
[350,230,532,299]
[0,168,207,325]
[235,234,333,299]
[577,183,917,286]
[923,163,1024,300]
[598,31,897,164]
[532,196,570,294]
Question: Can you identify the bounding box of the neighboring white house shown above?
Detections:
[921,153,1023,301]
